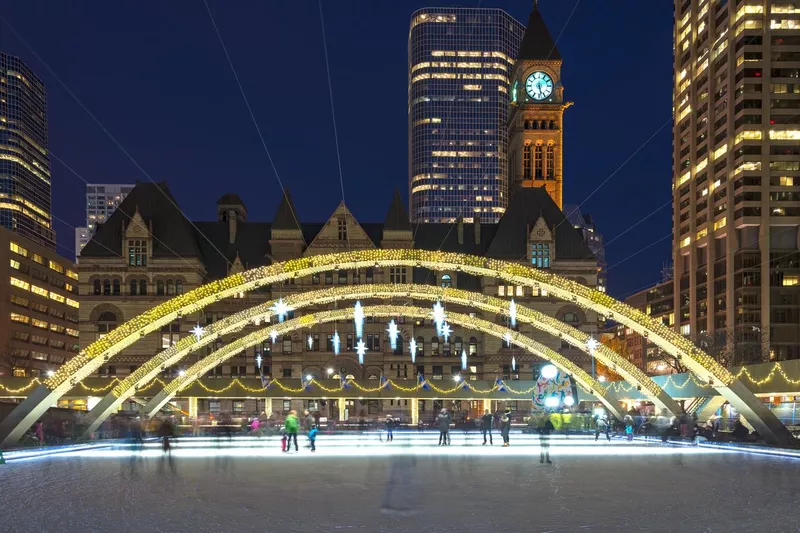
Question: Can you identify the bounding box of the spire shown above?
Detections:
[517,2,560,61]
[272,190,301,231]
[384,190,412,231]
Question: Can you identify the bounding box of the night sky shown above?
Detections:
[1,1,674,299]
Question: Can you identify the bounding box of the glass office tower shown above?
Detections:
[409,8,525,223]
[0,52,54,249]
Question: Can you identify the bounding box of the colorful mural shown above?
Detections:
[533,371,574,409]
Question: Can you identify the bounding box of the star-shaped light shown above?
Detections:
[190,324,205,342]
[333,331,341,355]
[441,322,452,343]
[255,354,263,369]
[387,320,399,350]
[409,338,417,364]
[270,329,278,344]
[511,356,517,372]
[461,350,467,370]
[271,297,291,323]
[307,335,314,350]
[586,336,600,355]
[353,301,365,338]
[504,331,512,347]
[432,301,446,335]
[509,299,517,328]
[356,339,368,365]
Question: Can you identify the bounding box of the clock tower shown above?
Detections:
[508,1,572,209]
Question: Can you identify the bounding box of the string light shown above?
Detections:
[387,320,399,351]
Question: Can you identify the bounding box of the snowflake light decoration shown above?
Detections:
[353,301,365,338]
[409,338,417,364]
[441,322,452,343]
[387,320,399,350]
[271,297,291,323]
[190,324,205,342]
[356,339,368,365]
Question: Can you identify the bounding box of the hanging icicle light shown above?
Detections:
[387,320,399,351]
[432,301,446,335]
[256,354,263,369]
[356,339,368,365]
[353,301,365,338]
[409,338,417,364]
[270,329,278,344]
[441,322,452,343]
[271,297,291,323]
[503,330,512,347]
[307,335,313,350]
[333,331,341,355]
[511,356,517,372]
[509,298,517,328]
[461,350,467,370]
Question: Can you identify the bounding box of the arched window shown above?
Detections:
[454,336,463,354]
[282,335,292,355]
[440,274,452,288]
[469,337,478,356]
[563,312,579,323]
[112,280,120,296]
[93,280,101,295]
[102,279,111,296]
[416,336,425,357]
[534,144,544,179]
[139,279,147,296]
[443,339,451,356]
[523,143,532,179]
[97,311,118,339]
[157,280,165,296]
[532,120,539,129]
[394,337,404,356]
[130,280,138,295]
[431,337,439,356]
[546,145,555,178]
[175,280,183,295]
[167,280,175,295]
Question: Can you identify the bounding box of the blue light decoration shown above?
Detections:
[511,356,517,372]
[270,329,278,344]
[333,330,341,355]
[432,301,445,335]
[353,301,365,338]
[271,297,291,323]
[503,330,512,348]
[387,320,399,351]
[356,339,368,365]
[441,322,452,343]
[509,299,517,328]
[307,335,313,350]
[461,350,467,370]
[255,354,263,369]
[409,338,417,364]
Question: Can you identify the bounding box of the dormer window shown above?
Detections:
[338,218,347,241]
[531,243,550,269]
[128,239,147,266]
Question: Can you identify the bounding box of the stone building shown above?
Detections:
[78,182,599,418]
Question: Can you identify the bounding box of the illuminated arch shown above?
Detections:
[79,284,680,436]
[0,250,791,446]
[139,305,626,421]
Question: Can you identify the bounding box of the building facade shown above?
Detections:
[408,8,525,224]
[623,279,675,374]
[672,0,800,364]
[75,183,133,256]
[0,52,54,249]
[0,226,80,377]
[563,204,607,294]
[507,3,571,209]
[78,183,600,419]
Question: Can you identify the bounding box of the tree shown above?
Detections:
[0,343,21,377]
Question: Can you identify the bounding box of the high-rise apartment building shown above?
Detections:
[672,0,800,364]
[564,205,607,294]
[0,52,54,249]
[75,183,133,256]
[408,8,525,223]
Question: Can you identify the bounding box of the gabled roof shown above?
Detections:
[517,3,561,61]
[384,190,412,232]
[81,182,203,259]
[486,188,593,260]
[272,190,302,231]
[217,193,246,207]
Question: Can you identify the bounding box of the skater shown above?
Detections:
[308,424,318,452]
[284,410,299,452]
[481,410,493,445]
[280,427,288,452]
[304,410,315,431]
[538,414,554,464]
[500,408,512,447]
[594,414,610,441]
[34,421,45,445]
[437,409,451,446]
[385,415,395,442]
[624,414,634,442]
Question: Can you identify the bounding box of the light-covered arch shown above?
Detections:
[0,250,791,446]
[140,305,625,421]
[80,284,680,436]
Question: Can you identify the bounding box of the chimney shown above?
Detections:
[457,216,464,244]
[229,209,237,244]
[474,214,481,244]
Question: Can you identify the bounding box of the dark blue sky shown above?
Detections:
[1,1,674,299]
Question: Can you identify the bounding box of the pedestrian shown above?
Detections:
[500,408,512,447]
[437,408,451,446]
[624,414,634,442]
[158,418,174,452]
[34,421,45,445]
[385,415,395,442]
[284,410,299,452]
[304,410,315,431]
[417,419,424,433]
[480,410,493,445]
[538,414,554,464]
[308,424,318,452]
[595,414,610,442]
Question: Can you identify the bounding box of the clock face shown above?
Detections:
[525,71,553,101]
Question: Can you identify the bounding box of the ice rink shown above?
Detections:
[2,432,799,533]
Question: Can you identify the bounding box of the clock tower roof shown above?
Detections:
[517,1,560,61]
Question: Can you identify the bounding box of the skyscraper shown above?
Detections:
[408,8,525,223]
[0,52,54,249]
[672,0,800,364]
[75,183,134,256]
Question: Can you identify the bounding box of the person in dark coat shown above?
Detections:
[480,410,494,445]
[437,409,452,446]
[500,408,512,447]
[538,414,555,464]
[385,415,395,442]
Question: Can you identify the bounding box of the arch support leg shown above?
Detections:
[0,385,60,447]
[721,379,794,446]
